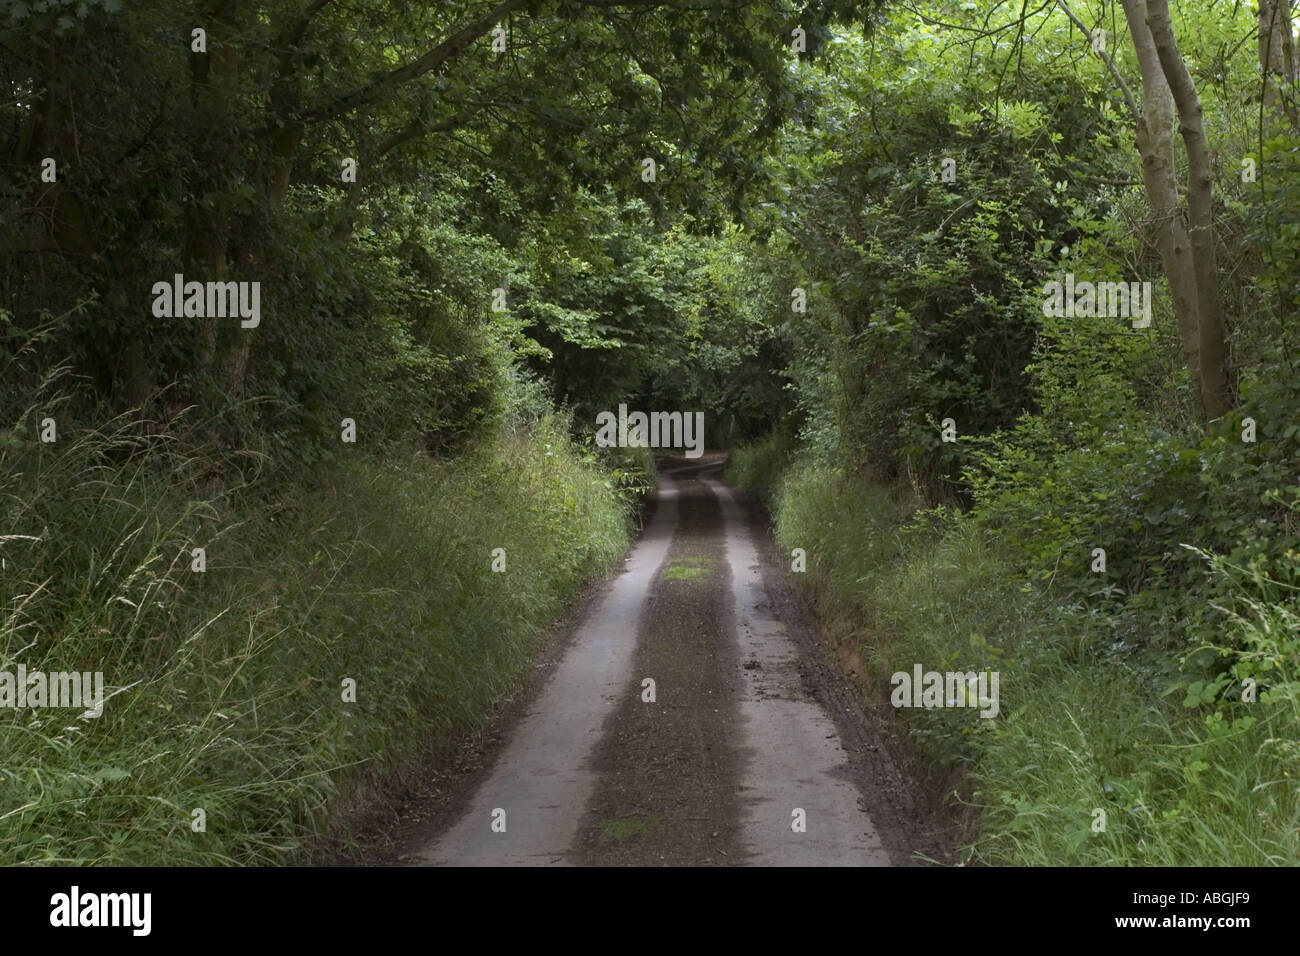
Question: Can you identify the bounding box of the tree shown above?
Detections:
[0,0,881,441]
[1144,0,1232,419]
[1061,0,1233,420]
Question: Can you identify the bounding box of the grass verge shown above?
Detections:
[0,405,632,865]
[727,450,1300,865]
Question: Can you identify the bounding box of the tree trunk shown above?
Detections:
[1258,0,1297,129]
[187,2,245,391]
[1145,0,1233,420]
[1120,0,1202,406]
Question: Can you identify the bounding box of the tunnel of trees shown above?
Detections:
[1,0,1298,866]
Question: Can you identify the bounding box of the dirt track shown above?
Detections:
[392,457,946,866]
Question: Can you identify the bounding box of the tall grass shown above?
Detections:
[724,432,798,510]
[0,399,630,865]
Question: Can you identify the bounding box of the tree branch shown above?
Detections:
[1056,0,1138,121]
[375,103,486,158]
[279,0,333,50]
[304,0,527,123]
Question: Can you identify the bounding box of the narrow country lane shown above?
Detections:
[417,460,893,866]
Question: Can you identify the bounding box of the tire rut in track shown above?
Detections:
[572,474,745,865]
